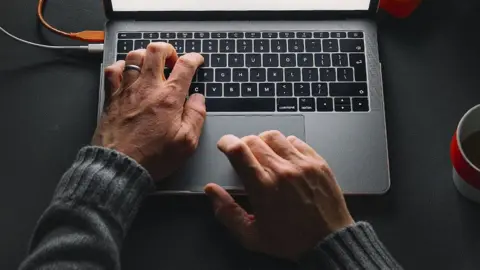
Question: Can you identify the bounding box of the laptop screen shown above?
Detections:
[110,0,372,12]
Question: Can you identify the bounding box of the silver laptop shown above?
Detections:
[99,0,390,194]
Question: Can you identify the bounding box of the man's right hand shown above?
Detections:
[204,131,354,261]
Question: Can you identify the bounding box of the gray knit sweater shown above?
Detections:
[19,147,402,270]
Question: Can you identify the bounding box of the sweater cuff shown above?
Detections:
[52,146,154,231]
[300,222,401,269]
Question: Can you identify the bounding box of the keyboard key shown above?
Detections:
[246,32,261,38]
[294,83,310,96]
[338,68,354,81]
[263,54,279,67]
[169,40,184,53]
[250,68,266,82]
[246,54,262,67]
[197,68,214,82]
[201,54,210,67]
[160,32,176,39]
[297,54,314,67]
[331,32,347,38]
[335,98,351,112]
[267,68,284,81]
[117,40,133,53]
[277,98,298,112]
[228,32,244,38]
[212,32,227,38]
[330,83,368,96]
[348,32,364,38]
[323,39,339,52]
[228,54,245,67]
[340,39,365,52]
[280,32,295,38]
[313,32,329,38]
[186,40,202,52]
[242,83,258,96]
[134,39,150,49]
[259,83,275,96]
[280,54,296,67]
[178,32,193,39]
[315,54,331,67]
[317,98,333,111]
[352,97,369,111]
[211,54,227,67]
[116,54,127,61]
[203,40,218,52]
[297,32,312,38]
[237,40,253,52]
[320,68,336,81]
[224,83,240,97]
[288,39,304,52]
[220,40,236,53]
[299,98,315,112]
[206,83,223,96]
[271,40,287,52]
[305,39,322,52]
[262,32,278,38]
[254,40,270,53]
[215,69,231,82]
[312,83,328,96]
[302,68,319,81]
[118,33,141,39]
[349,54,367,81]
[143,32,159,39]
[189,83,205,95]
[332,53,349,67]
[233,68,249,82]
[277,83,293,96]
[285,68,301,82]
[194,32,210,38]
[206,98,275,112]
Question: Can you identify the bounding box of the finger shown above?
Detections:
[217,135,268,191]
[259,130,302,160]
[142,42,177,81]
[182,93,206,139]
[123,49,146,88]
[167,53,204,100]
[204,183,260,250]
[286,136,318,158]
[104,60,125,97]
[242,135,285,174]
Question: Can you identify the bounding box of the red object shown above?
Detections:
[380,0,422,18]
[451,131,480,190]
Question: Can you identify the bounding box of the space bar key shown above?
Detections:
[206,98,276,112]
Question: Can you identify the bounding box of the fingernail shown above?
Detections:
[217,134,241,151]
[189,93,205,104]
[204,184,223,209]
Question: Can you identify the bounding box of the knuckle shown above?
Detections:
[242,135,261,147]
[224,140,247,156]
[277,166,301,180]
[260,130,283,141]
[183,132,199,151]
[159,93,179,108]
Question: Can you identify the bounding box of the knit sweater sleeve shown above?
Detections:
[19,146,154,270]
[299,222,403,269]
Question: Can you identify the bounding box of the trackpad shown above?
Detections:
[159,115,306,193]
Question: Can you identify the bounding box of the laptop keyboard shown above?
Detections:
[116,31,369,112]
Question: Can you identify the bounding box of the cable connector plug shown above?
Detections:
[73,31,105,42]
[87,43,104,53]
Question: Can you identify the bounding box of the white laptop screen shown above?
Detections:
[110,0,372,12]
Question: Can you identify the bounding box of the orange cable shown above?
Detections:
[37,0,104,42]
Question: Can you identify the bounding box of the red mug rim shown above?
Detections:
[456,104,480,173]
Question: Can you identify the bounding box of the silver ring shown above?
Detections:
[124,64,141,73]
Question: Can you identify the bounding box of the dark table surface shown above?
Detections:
[2,0,480,269]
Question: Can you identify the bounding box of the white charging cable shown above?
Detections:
[0,26,104,53]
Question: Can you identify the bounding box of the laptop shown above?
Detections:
[99,0,390,194]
